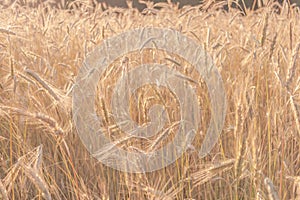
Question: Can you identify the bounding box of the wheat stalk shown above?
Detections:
[0,179,9,200]
[264,177,280,200]
[24,68,61,101]
[147,120,181,152]
[289,94,300,139]
[22,165,52,200]
[286,43,300,88]
[296,177,300,200]
[0,105,64,135]
[191,159,235,188]
[261,12,269,47]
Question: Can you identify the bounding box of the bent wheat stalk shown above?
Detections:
[0,105,64,135]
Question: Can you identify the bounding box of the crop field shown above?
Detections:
[0,0,299,199]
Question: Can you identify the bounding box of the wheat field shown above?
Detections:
[0,0,300,199]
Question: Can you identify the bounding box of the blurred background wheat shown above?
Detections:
[0,0,300,199]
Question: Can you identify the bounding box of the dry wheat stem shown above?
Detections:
[2,146,42,195]
[296,177,300,200]
[0,27,16,35]
[147,120,182,151]
[22,164,52,200]
[289,94,300,139]
[261,13,269,47]
[25,68,61,101]
[264,177,280,200]
[191,159,235,188]
[0,179,9,200]
[3,161,21,193]
[286,43,300,88]
[0,105,64,135]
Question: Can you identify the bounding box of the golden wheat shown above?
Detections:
[0,0,299,199]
